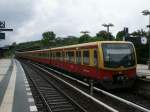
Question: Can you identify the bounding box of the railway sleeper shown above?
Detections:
[48,101,71,105]
[46,97,65,100]
[41,90,58,94]
[39,86,54,90]
[47,98,67,102]
[44,94,61,97]
[50,103,73,108]
[51,106,75,112]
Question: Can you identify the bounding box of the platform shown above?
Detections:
[0,59,37,112]
[137,64,150,79]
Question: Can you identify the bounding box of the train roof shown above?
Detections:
[16,48,50,54]
[51,41,133,50]
[16,41,133,53]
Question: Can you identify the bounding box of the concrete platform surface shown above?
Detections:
[137,64,150,79]
[0,59,37,112]
[0,59,12,82]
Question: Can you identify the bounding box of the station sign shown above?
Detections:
[0,21,5,28]
[0,33,5,39]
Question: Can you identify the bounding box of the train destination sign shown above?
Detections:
[0,21,13,40]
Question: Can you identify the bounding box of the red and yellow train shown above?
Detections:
[16,41,137,89]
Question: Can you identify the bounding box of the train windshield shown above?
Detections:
[102,43,135,68]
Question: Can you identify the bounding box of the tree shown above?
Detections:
[11,42,17,53]
[116,31,125,41]
[130,30,146,37]
[78,34,91,43]
[41,31,56,47]
[96,30,114,40]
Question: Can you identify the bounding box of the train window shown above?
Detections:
[51,52,54,59]
[66,51,74,63]
[45,52,49,58]
[39,52,41,57]
[49,51,51,59]
[76,51,81,64]
[38,53,40,57]
[48,51,50,59]
[66,52,69,61]
[51,51,53,59]
[62,51,65,61]
[59,52,63,61]
[43,52,45,58]
[42,52,44,57]
[40,52,42,57]
[94,49,98,66]
[64,51,67,61]
[56,52,61,60]
[36,53,38,57]
[45,52,47,58]
[53,52,56,60]
[41,53,42,57]
[50,51,53,59]
[83,50,90,65]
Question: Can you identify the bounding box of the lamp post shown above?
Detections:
[142,10,150,70]
[102,23,114,33]
[102,23,114,40]
[80,31,90,35]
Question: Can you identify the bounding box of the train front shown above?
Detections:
[100,42,137,89]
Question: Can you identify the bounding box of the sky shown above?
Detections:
[0,0,150,46]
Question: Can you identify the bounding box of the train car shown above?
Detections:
[16,41,137,89]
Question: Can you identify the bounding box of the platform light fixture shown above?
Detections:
[102,23,114,33]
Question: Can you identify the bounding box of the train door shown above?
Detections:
[49,50,51,65]
[76,50,82,73]
[62,50,65,68]
[93,49,98,68]
[76,50,81,65]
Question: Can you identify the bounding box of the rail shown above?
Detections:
[36,63,150,112]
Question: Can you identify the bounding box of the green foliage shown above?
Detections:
[116,31,125,41]
[54,36,79,47]
[41,31,56,47]
[131,30,147,37]
[95,30,114,41]
[78,34,91,43]
[15,40,42,51]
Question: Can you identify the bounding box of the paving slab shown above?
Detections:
[0,59,13,105]
[0,59,37,112]
[0,59,12,82]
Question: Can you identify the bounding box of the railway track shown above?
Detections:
[21,62,87,112]
[20,59,150,112]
